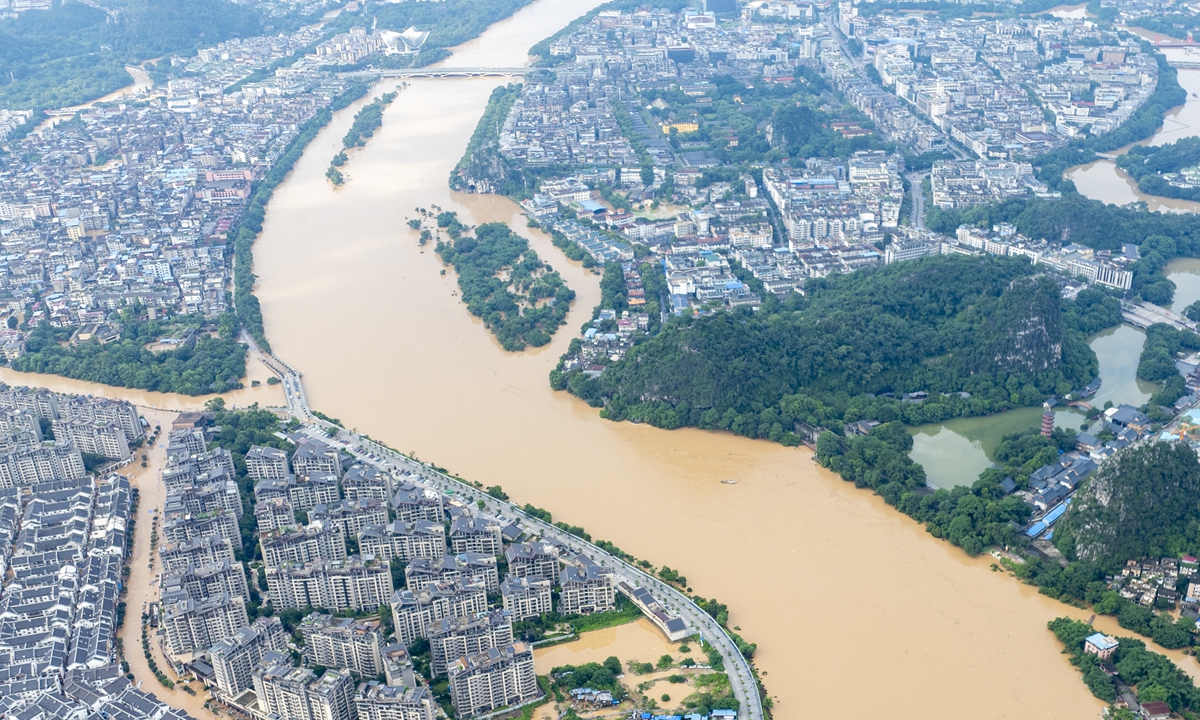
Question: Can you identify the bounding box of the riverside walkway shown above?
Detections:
[250,336,765,720]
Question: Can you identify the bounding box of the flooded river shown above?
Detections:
[1068,48,1200,210]
[242,0,1127,716]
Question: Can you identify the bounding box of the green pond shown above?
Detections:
[1168,257,1200,315]
[909,324,1157,489]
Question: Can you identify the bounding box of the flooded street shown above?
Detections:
[245,0,1120,715]
[116,408,215,717]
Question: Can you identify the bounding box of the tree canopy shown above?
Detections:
[14,309,246,395]
[576,255,1101,438]
[1055,442,1200,569]
[436,218,575,351]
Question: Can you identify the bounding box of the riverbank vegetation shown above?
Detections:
[450,84,527,194]
[1049,617,1200,713]
[1116,137,1200,203]
[14,308,246,395]
[231,80,370,351]
[327,91,399,185]
[432,213,575,351]
[1137,323,1200,409]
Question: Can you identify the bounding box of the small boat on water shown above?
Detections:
[721,479,737,485]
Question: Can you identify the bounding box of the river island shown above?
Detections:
[11,0,1200,719]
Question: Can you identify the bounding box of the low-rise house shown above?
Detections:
[1084,633,1118,660]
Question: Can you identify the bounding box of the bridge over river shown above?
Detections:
[1121,300,1197,331]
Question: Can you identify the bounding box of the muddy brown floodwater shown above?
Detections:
[244,0,1149,716]
[1068,44,1200,211]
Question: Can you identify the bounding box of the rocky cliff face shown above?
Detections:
[990,276,1064,374]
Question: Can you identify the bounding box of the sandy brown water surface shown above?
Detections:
[1068,53,1200,211]
[243,0,1145,716]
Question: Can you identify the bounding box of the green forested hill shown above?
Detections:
[573,255,1103,439]
[0,0,265,110]
[1055,442,1200,569]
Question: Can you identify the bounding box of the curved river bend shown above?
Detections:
[242,1,1129,717]
[0,5,1186,717]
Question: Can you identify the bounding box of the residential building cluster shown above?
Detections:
[883,222,1136,291]
[163,428,690,719]
[836,5,1158,154]
[1111,557,1190,608]
[0,21,365,336]
[0,384,199,720]
[929,160,1057,208]
[557,263,653,376]
[0,385,144,488]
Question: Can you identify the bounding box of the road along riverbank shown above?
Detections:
[246,0,1118,716]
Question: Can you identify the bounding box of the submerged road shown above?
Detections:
[250,336,766,720]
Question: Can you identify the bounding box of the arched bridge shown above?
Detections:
[344,67,528,79]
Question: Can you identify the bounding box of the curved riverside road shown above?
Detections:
[247,335,765,719]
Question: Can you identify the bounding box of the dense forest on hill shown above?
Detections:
[569,256,1105,436]
[1055,442,1200,569]
[0,0,266,110]
[13,309,246,395]
[435,215,575,351]
[552,257,1127,555]
[1116,138,1200,203]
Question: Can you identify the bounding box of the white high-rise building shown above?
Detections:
[355,682,436,720]
[298,613,386,678]
[266,557,392,612]
[209,617,287,697]
[447,643,540,718]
